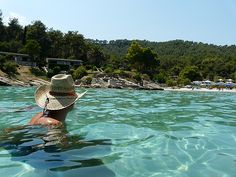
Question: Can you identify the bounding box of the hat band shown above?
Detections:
[49,91,76,96]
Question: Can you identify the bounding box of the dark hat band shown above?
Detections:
[49,91,76,96]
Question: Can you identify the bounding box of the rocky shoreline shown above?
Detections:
[76,75,164,90]
[2,74,235,93]
[0,66,164,90]
[0,75,164,90]
[0,76,50,87]
[76,76,164,90]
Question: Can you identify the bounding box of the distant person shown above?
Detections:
[29,74,87,126]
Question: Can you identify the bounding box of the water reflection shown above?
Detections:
[0,125,115,177]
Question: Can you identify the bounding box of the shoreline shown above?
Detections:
[1,82,236,93]
[164,87,236,93]
[1,68,235,93]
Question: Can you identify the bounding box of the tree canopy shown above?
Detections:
[97,39,236,82]
[125,41,159,73]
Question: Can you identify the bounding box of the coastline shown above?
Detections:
[0,67,235,93]
[0,76,50,87]
[73,75,164,90]
[164,87,236,93]
[1,74,236,93]
[0,74,164,90]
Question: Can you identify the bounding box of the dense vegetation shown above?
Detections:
[92,39,236,85]
[0,10,236,85]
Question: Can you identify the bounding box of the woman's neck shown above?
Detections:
[45,105,73,122]
[47,110,68,122]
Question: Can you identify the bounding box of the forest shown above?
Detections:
[1,10,236,86]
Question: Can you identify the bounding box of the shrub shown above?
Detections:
[85,65,96,70]
[114,69,122,75]
[47,66,61,78]
[72,66,87,79]
[177,77,191,86]
[30,67,46,76]
[104,67,113,74]
[0,55,7,67]
[114,69,126,77]
[153,73,167,83]
[133,72,142,82]
[179,66,202,82]
[2,61,18,75]
[230,72,236,82]
[166,79,177,87]
[53,66,61,74]
[85,76,92,84]
[142,74,150,81]
[68,69,75,75]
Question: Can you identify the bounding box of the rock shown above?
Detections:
[0,77,25,86]
[142,80,164,90]
[0,75,50,87]
[108,78,124,88]
[11,80,26,86]
[73,74,164,90]
[118,78,140,89]
[0,77,11,86]
[28,79,49,86]
[91,78,107,88]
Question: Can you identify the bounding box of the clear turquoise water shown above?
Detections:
[0,87,236,177]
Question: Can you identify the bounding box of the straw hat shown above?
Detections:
[35,74,86,110]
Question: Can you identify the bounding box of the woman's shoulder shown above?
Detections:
[28,112,43,125]
[39,117,62,126]
[29,112,62,126]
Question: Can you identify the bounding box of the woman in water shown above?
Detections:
[29,74,86,126]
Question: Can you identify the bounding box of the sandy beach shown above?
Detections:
[164,87,236,93]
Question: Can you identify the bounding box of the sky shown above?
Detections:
[0,0,236,45]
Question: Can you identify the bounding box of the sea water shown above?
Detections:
[0,87,235,177]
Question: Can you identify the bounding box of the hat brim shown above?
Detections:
[35,85,87,110]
